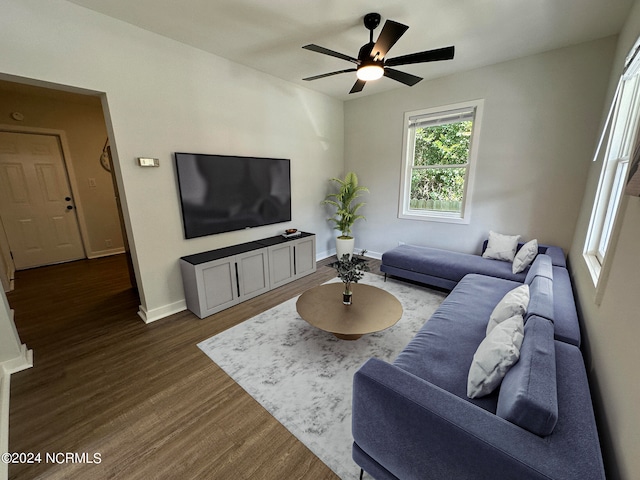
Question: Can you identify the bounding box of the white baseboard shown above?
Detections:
[316,249,335,261]
[317,248,383,261]
[87,247,126,259]
[2,344,33,375]
[138,300,186,324]
[363,250,383,260]
[0,346,32,480]
[137,247,383,325]
[1,373,10,480]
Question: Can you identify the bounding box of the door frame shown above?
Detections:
[0,215,13,291]
[0,125,90,282]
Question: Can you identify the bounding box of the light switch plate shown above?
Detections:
[137,157,159,167]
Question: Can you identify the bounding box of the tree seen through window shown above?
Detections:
[409,121,472,213]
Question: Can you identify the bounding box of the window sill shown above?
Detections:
[583,252,601,288]
[399,210,470,225]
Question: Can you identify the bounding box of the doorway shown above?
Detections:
[0,78,138,298]
[0,131,85,269]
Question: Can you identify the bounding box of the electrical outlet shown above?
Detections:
[105,239,112,247]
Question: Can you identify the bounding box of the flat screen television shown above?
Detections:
[175,152,291,239]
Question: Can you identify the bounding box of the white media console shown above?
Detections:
[179,232,316,318]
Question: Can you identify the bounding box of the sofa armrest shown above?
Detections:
[353,359,582,480]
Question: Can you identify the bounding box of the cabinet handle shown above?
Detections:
[235,263,240,297]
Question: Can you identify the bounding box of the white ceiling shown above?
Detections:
[66,0,633,101]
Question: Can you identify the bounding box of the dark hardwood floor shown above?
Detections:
[7,254,382,479]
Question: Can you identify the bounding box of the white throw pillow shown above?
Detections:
[512,239,538,274]
[468,315,525,399]
[482,231,521,262]
[486,284,530,335]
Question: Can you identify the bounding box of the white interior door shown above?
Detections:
[0,132,85,270]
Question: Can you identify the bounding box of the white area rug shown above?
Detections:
[197,273,446,479]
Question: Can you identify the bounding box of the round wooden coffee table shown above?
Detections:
[295,282,403,340]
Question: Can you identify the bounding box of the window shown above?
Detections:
[584,41,640,284]
[399,100,483,223]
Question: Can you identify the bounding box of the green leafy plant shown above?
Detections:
[322,172,369,238]
[409,121,472,213]
[332,250,370,295]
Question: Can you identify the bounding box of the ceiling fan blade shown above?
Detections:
[349,79,367,94]
[371,20,409,60]
[384,68,423,87]
[303,69,357,81]
[302,44,359,64]
[385,46,455,67]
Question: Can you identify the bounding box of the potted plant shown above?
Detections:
[332,250,370,305]
[322,172,369,260]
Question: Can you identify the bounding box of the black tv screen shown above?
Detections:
[175,153,291,239]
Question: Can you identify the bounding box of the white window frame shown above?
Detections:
[584,41,640,286]
[398,99,484,224]
[596,158,629,262]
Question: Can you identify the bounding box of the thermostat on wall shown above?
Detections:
[137,157,159,167]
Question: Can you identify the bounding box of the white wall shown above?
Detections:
[0,220,11,292]
[0,0,344,321]
[569,2,640,479]
[0,294,28,369]
[0,289,32,480]
[344,38,616,257]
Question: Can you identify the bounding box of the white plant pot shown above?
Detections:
[336,237,355,260]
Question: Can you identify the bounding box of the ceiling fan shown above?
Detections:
[302,13,454,94]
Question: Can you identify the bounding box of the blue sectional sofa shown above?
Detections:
[380,242,581,347]
[352,245,604,479]
[380,241,566,289]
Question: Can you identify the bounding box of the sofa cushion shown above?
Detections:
[482,231,520,261]
[393,274,521,412]
[525,275,554,323]
[524,254,553,284]
[486,284,530,335]
[552,266,581,346]
[539,245,566,268]
[379,264,459,291]
[497,315,558,436]
[512,239,538,274]
[482,241,566,269]
[468,314,524,398]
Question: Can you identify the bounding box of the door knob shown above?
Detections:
[65,197,71,201]
[66,205,73,210]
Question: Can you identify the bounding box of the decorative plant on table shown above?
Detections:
[332,250,370,305]
[322,172,369,260]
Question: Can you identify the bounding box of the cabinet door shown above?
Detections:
[197,257,239,317]
[237,248,270,300]
[268,243,295,288]
[294,236,316,277]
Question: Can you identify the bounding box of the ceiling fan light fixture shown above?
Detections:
[302,13,455,93]
[356,64,384,81]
